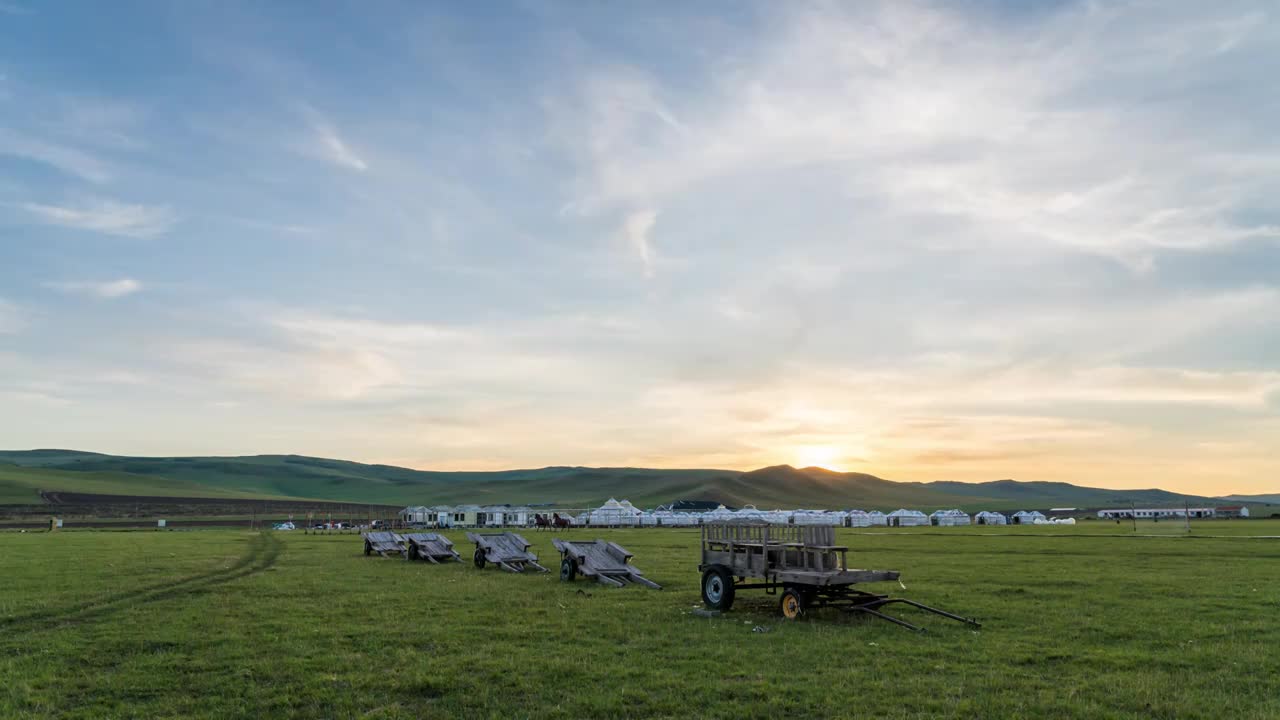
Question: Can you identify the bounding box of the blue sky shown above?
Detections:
[2,1,1278,493]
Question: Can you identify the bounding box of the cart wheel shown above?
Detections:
[473,547,486,569]
[781,588,805,620]
[560,558,577,582]
[364,542,371,556]
[701,566,736,611]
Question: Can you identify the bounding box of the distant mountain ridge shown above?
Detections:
[0,449,1268,512]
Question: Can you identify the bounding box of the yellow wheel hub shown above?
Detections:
[782,595,801,619]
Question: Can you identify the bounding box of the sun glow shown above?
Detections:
[793,444,843,471]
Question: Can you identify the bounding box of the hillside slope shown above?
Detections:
[0,449,1244,511]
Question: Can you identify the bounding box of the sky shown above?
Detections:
[1,1,1278,495]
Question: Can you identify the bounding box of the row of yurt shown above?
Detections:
[974,511,1008,526]
[930,509,971,527]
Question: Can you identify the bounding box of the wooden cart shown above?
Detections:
[362,531,405,557]
[404,533,461,563]
[698,522,980,631]
[551,538,661,589]
[465,532,549,573]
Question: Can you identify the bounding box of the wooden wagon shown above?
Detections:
[465,532,549,573]
[551,538,661,589]
[363,531,405,557]
[404,533,461,563]
[698,522,980,631]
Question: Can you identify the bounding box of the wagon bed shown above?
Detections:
[363,531,405,557]
[404,533,461,563]
[697,521,979,631]
[465,531,548,573]
[552,538,660,589]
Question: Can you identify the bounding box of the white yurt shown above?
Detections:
[638,511,659,527]
[760,509,793,525]
[588,498,641,527]
[1050,517,1077,525]
[888,509,930,527]
[704,504,737,522]
[930,509,971,527]
[1012,510,1047,525]
[974,511,1007,526]
[655,507,696,525]
[867,511,889,526]
[845,510,872,528]
[792,510,834,526]
[589,498,624,526]
[733,505,766,522]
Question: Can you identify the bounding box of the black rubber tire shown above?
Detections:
[560,558,577,582]
[473,547,486,569]
[364,542,371,557]
[780,588,805,620]
[701,566,736,611]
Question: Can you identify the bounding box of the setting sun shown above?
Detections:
[793,445,843,471]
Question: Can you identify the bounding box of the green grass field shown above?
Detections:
[2,523,1278,719]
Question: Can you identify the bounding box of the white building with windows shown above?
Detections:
[1096,507,1219,520]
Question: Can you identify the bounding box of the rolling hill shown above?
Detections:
[0,449,1261,513]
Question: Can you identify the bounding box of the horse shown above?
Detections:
[534,513,551,531]
[552,513,573,531]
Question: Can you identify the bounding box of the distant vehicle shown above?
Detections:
[273,522,295,531]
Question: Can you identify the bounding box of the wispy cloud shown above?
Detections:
[0,1,30,15]
[22,199,176,238]
[553,2,1280,266]
[298,107,367,172]
[621,209,658,277]
[0,127,111,183]
[44,278,142,299]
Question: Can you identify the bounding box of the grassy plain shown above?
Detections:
[1,523,1278,719]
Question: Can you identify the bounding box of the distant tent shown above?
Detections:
[930,509,971,527]
[792,509,834,526]
[867,511,889,526]
[887,509,930,527]
[845,510,872,528]
[704,504,737,522]
[651,510,699,527]
[733,504,765,521]
[761,509,793,525]
[589,498,640,527]
[1011,510,1046,525]
[974,511,1007,526]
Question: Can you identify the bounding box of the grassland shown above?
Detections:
[1,522,1278,719]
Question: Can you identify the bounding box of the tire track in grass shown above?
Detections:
[0,532,282,634]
